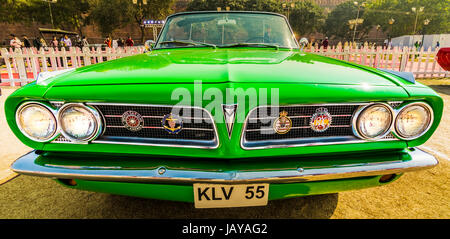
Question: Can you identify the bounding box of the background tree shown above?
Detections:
[322,1,373,41]
[364,0,450,39]
[187,0,247,11]
[90,0,132,37]
[244,0,281,12]
[289,0,325,37]
[20,0,91,35]
[186,0,281,12]
[0,0,30,23]
[129,0,175,43]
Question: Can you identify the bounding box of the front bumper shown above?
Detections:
[11,148,438,184]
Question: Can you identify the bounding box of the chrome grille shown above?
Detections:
[241,103,397,149]
[91,103,218,148]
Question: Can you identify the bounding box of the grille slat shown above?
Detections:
[242,103,397,149]
[90,103,218,148]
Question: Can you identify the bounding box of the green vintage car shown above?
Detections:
[5,11,443,209]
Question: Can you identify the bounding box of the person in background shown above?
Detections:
[75,35,82,48]
[414,41,419,50]
[81,36,89,47]
[126,36,134,46]
[299,37,309,51]
[10,34,22,50]
[63,34,72,47]
[22,35,31,48]
[112,39,118,48]
[51,36,59,48]
[59,36,65,47]
[104,36,112,48]
[40,37,48,50]
[117,38,124,47]
[436,41,440,48]
[33,36,42,50]
[322,37,329,49]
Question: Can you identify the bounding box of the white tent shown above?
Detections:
[390,34,449,49]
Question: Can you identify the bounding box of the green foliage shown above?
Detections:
[289,0,325,36]
[186,0,281,12]
[187,0,247,11]
[324,0,450,41]
[90,0,132,36]
[364,0,450,38]
[322,1,372,40]
[128,0,175,42]
[20,0,91,33]
[0,0,27,23]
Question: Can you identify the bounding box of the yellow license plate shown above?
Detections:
[193,183,269,209]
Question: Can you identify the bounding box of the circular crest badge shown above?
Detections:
[121,111,144,132]
[273,111,292,134]
[310,107,332,132]
[162,113,183,134]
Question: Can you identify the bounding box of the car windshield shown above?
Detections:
[155,12,298,49]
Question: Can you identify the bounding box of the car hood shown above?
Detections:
[48,48,402,87]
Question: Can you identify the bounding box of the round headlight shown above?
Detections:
[16,103,57,142]
[58,104,101,142]
[354,103,393,139]
[395,102,433,140]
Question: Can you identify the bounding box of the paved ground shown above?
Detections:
[0,81,449,218]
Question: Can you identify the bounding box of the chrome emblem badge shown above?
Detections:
[310,107,332,132]
[122,111,144,132]
[162,113,183,134]
[273,110,292,134]
[222,104,237,139]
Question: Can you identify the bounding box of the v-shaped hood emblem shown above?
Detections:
[222,104,237,139]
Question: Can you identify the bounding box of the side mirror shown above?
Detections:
[144,40,156,52]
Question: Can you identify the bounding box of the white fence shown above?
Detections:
[0,46,145,86]
[306,45,448,79]
[0,45,448,87]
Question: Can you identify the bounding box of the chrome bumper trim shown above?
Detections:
[11,148,438,184]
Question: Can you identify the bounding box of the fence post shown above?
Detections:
[343,45,349,61]
[13,48,28,86]
[399,47,408,72]
[1,48,14,86]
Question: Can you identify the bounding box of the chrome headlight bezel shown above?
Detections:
[352,103,394,140]
[57,103,103,143]
[394,102,433,140]
[15,102,59,142]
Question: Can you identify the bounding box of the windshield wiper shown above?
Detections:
[219,43,279,49]
[158,40,217,49]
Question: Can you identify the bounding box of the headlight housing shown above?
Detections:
[353,103,393,139]
[58,103,102,142]
[16,102,57,142]
[395,102,433,140]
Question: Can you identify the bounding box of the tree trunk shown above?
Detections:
[140,26,145,44]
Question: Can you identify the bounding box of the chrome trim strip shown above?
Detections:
[104,115,211,120]
[11,148,438,184]
[104,125,214,131]
[93,138,218,149]
[15,102,60,143]
[87,102,220,149]
[248,114,352,120]
[245,125,351,132]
